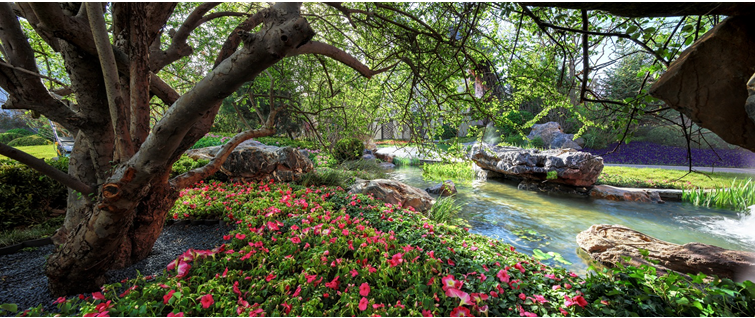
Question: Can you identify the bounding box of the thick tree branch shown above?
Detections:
[0,142,94,195]
[86,3,135,159]
[290,41,399,79]
[150,3,220,72]
[0,60,67,87]
[580,9,589,103]
[213,7,270,68]
[170,106,282,188]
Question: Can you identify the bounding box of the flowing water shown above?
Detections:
[389,166,755,274]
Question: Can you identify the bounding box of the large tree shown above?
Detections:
[0,2,497,295]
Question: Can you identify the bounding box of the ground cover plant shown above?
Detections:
[598,166,754,190]
[422,162,475,183]
[9,181,753,317]
[582,141,755,168]
[0,145,57,160]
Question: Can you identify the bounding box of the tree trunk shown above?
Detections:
[46,174,179,295]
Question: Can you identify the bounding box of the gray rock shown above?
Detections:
[469,142,603,187]
[348,178,435,213]
[186,143,313,182]
[577,224,755,282]
[378,162,395,170]
[527,122,582,149]
[589,185,664,203]
[425,180,457,197]
[517,179,590,197]
[362,154,376,161]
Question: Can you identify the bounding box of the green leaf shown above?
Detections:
[0,303,18,313]
[531,249,552,260]
[626,25,638,34]
[675,297,689,305]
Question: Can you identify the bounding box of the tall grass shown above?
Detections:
[426,195,464,225]
[422,161,475,183]
[0,216,63,247]
[682,178,755,213]
[393,157,421,167]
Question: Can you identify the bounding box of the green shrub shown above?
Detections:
[393,157,421,167]
[500,134,529,147]
[438,124,457,140]
[529,136,545,149]
[0,132,22,144]
[498,110,534,136]
[7,134,52,146]
[169,155,227,182]
[0,157,68,231]
[5,128,34,136]
[190,135,229,149]
[298,168,350,188]
[333,137,364,162]
[645,125,686,147]
[582,127,616,149]
[256,136,318,149]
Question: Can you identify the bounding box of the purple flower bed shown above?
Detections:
[582,141,755,168]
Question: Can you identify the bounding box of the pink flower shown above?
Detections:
[532,295,549,304]
[235,233,246,240]
[200,294,214,309]
[163,290,176,304]
[290,237,302,244]
[265,273,276,282]
[496,269,510,283]
[450,306,472,317]
[360,282,371,297]
[422,309,434,317]
[564,295,587,308]
[305,274,318,283]
[325,276,340,290]
[53,296,67,304]
[441,275,463,291]
[350,268,359,277]
[518,293,526,300]
[514,262,525,273]
[559,307,569,316]
[359,297,369,311]
[292,285,301,297]
[167,312,184,317]
[92,292,105,301]
[446,288,472,306]
[564,283,572,289]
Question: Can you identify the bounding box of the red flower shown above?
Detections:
[200,294,214,309]
[518,293,526,300]
[422,309,433,317]
[325,276,340,290]
[282,302,292,315]
[360,282,371,297]
[564,295,587,308]
[163,290,176,304]
[53,296,67,304]
[350,268,359,278]
[514,262,525,273]
[290,237,302,244]
[558,308,569,316]
[235,233,246,240]
[167,312,184,317]
[450,306,473,317]
[265,273,276,282]
[359,297,369,311]
[92,292,105,301]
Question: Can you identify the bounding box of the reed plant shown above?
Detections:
[393,157,421,167]
[422,161,475,183]
[426,195,464,225]
[682,178,755,213]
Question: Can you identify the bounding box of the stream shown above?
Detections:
[389,166,755,274]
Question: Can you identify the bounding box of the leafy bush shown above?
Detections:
[7,135,52,147]
[170,156,227,183]
[190,134,229,150]
[393,157,420,167]
[500,134,529,147]
[498,110,534,136]
[256,136,318,149]
[582,127,616,149]
[298,168,351,188]
[0,132,22,144]
[333,137,364,162]
[0,158,68,231]
[438,124,457,140]
[529,136,545,149]
[645,125,687,147]
[5,128,34,136]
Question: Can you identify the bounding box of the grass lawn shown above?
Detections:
[599,166,754,189]
[0,144,58,160]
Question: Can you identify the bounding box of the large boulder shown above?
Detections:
[589,185,664,203]
[650,14,755,152]
[348,178,435,213]
[425,180,457,197]
[527,122,582,150]
[469,143,603,187]
[577,224,755,281]
[185,140,313,182]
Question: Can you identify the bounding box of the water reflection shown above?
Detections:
[390,166,754,274]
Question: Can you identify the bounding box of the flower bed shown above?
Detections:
[582,141,755,168]
[12,181,755,317]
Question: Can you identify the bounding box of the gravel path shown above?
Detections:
[0,222,233,314]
